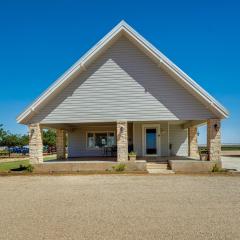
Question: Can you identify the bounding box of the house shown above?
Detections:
[17,21,228,169]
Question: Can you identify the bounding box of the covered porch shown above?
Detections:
[28,119,221,167]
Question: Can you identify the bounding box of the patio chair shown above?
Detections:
[111,145,117,157]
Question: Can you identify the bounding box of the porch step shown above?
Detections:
[147,169,175,174]
[146,163,175,174]
[146,163,168,169]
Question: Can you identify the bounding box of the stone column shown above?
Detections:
[56,129,66,160]
[117,121,128,162]
[188,126,199,158]
[207,119,221,162]
[29,123,43,164]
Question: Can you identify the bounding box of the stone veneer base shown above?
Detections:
[33,160,147,173]
[169,160,220,173]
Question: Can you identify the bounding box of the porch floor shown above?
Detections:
[45,156,197,163]
[137,156,197,163]
[46,156,117,163]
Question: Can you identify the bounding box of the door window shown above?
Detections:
[146,128,157,154]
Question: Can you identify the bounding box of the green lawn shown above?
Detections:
[199,146,240,151]
[0,155,57,172]
[221,146,240,151]
[0,160,30,172]
[43,154,57,161]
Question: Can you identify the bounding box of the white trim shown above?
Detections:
[17,20,229,123]
[142,124,161,156]
[167,121,170,157]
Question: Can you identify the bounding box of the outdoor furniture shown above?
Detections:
[103,146,112,156]
[103,145,117,157]
[111,145,117,157]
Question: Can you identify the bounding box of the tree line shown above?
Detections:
[0,124,56,148]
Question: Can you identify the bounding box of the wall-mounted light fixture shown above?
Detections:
[214,123,220,131]
[120,126,124,134]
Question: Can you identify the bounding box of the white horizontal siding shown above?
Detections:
[160,122,169,156]
[169,125,188,156]
[133,122,143,156]
[30,36,215,124]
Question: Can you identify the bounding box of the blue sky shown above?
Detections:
[0,0,239,144]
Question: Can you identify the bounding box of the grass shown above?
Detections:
[0,155,57,172]
[43,154,57,161]
[199,146,240,151]
[221,146,240,151]
[0,160,30,172]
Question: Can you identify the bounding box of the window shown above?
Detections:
[87,132,115,148]
[87,133,95,148]
[107,132,115,147]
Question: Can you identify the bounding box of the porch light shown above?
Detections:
[120,126,124,134]
[214,123,220,131]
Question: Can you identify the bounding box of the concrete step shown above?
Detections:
[147,168,175,174]
[146,162,175,174]
[146,163,168,169]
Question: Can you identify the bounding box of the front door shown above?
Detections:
[142,124,160,156]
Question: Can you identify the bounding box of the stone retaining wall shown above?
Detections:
[33,160,147,173]
[169,160,218,173]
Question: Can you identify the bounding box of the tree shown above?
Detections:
[42,129,56,147]
[0,124,57,156]
[1,134,20,148]
[0,124,8,144]
[0,125,30,156]
[0,124,28,147]
[19,134,29,147]
[0,131,21,157]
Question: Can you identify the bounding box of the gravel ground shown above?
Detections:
[0,175,240,240]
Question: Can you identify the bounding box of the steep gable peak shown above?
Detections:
[17,20,228,123]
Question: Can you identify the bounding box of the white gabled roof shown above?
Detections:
[17,20,229,123]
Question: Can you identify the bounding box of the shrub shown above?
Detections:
[128,151,137,156]
[212,164,227,173]
[10,164,34,172]
[26,164,34,172]
[199,149,208,154]
[113,163,126,172]
[212,164,219,172]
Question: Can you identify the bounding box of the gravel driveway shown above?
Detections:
[0,175,240,240]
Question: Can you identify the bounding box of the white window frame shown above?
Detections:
[86,131,116,150]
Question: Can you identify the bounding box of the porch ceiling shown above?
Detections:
[41,122,117,129]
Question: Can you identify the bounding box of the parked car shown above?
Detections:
[9,146,29,155]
